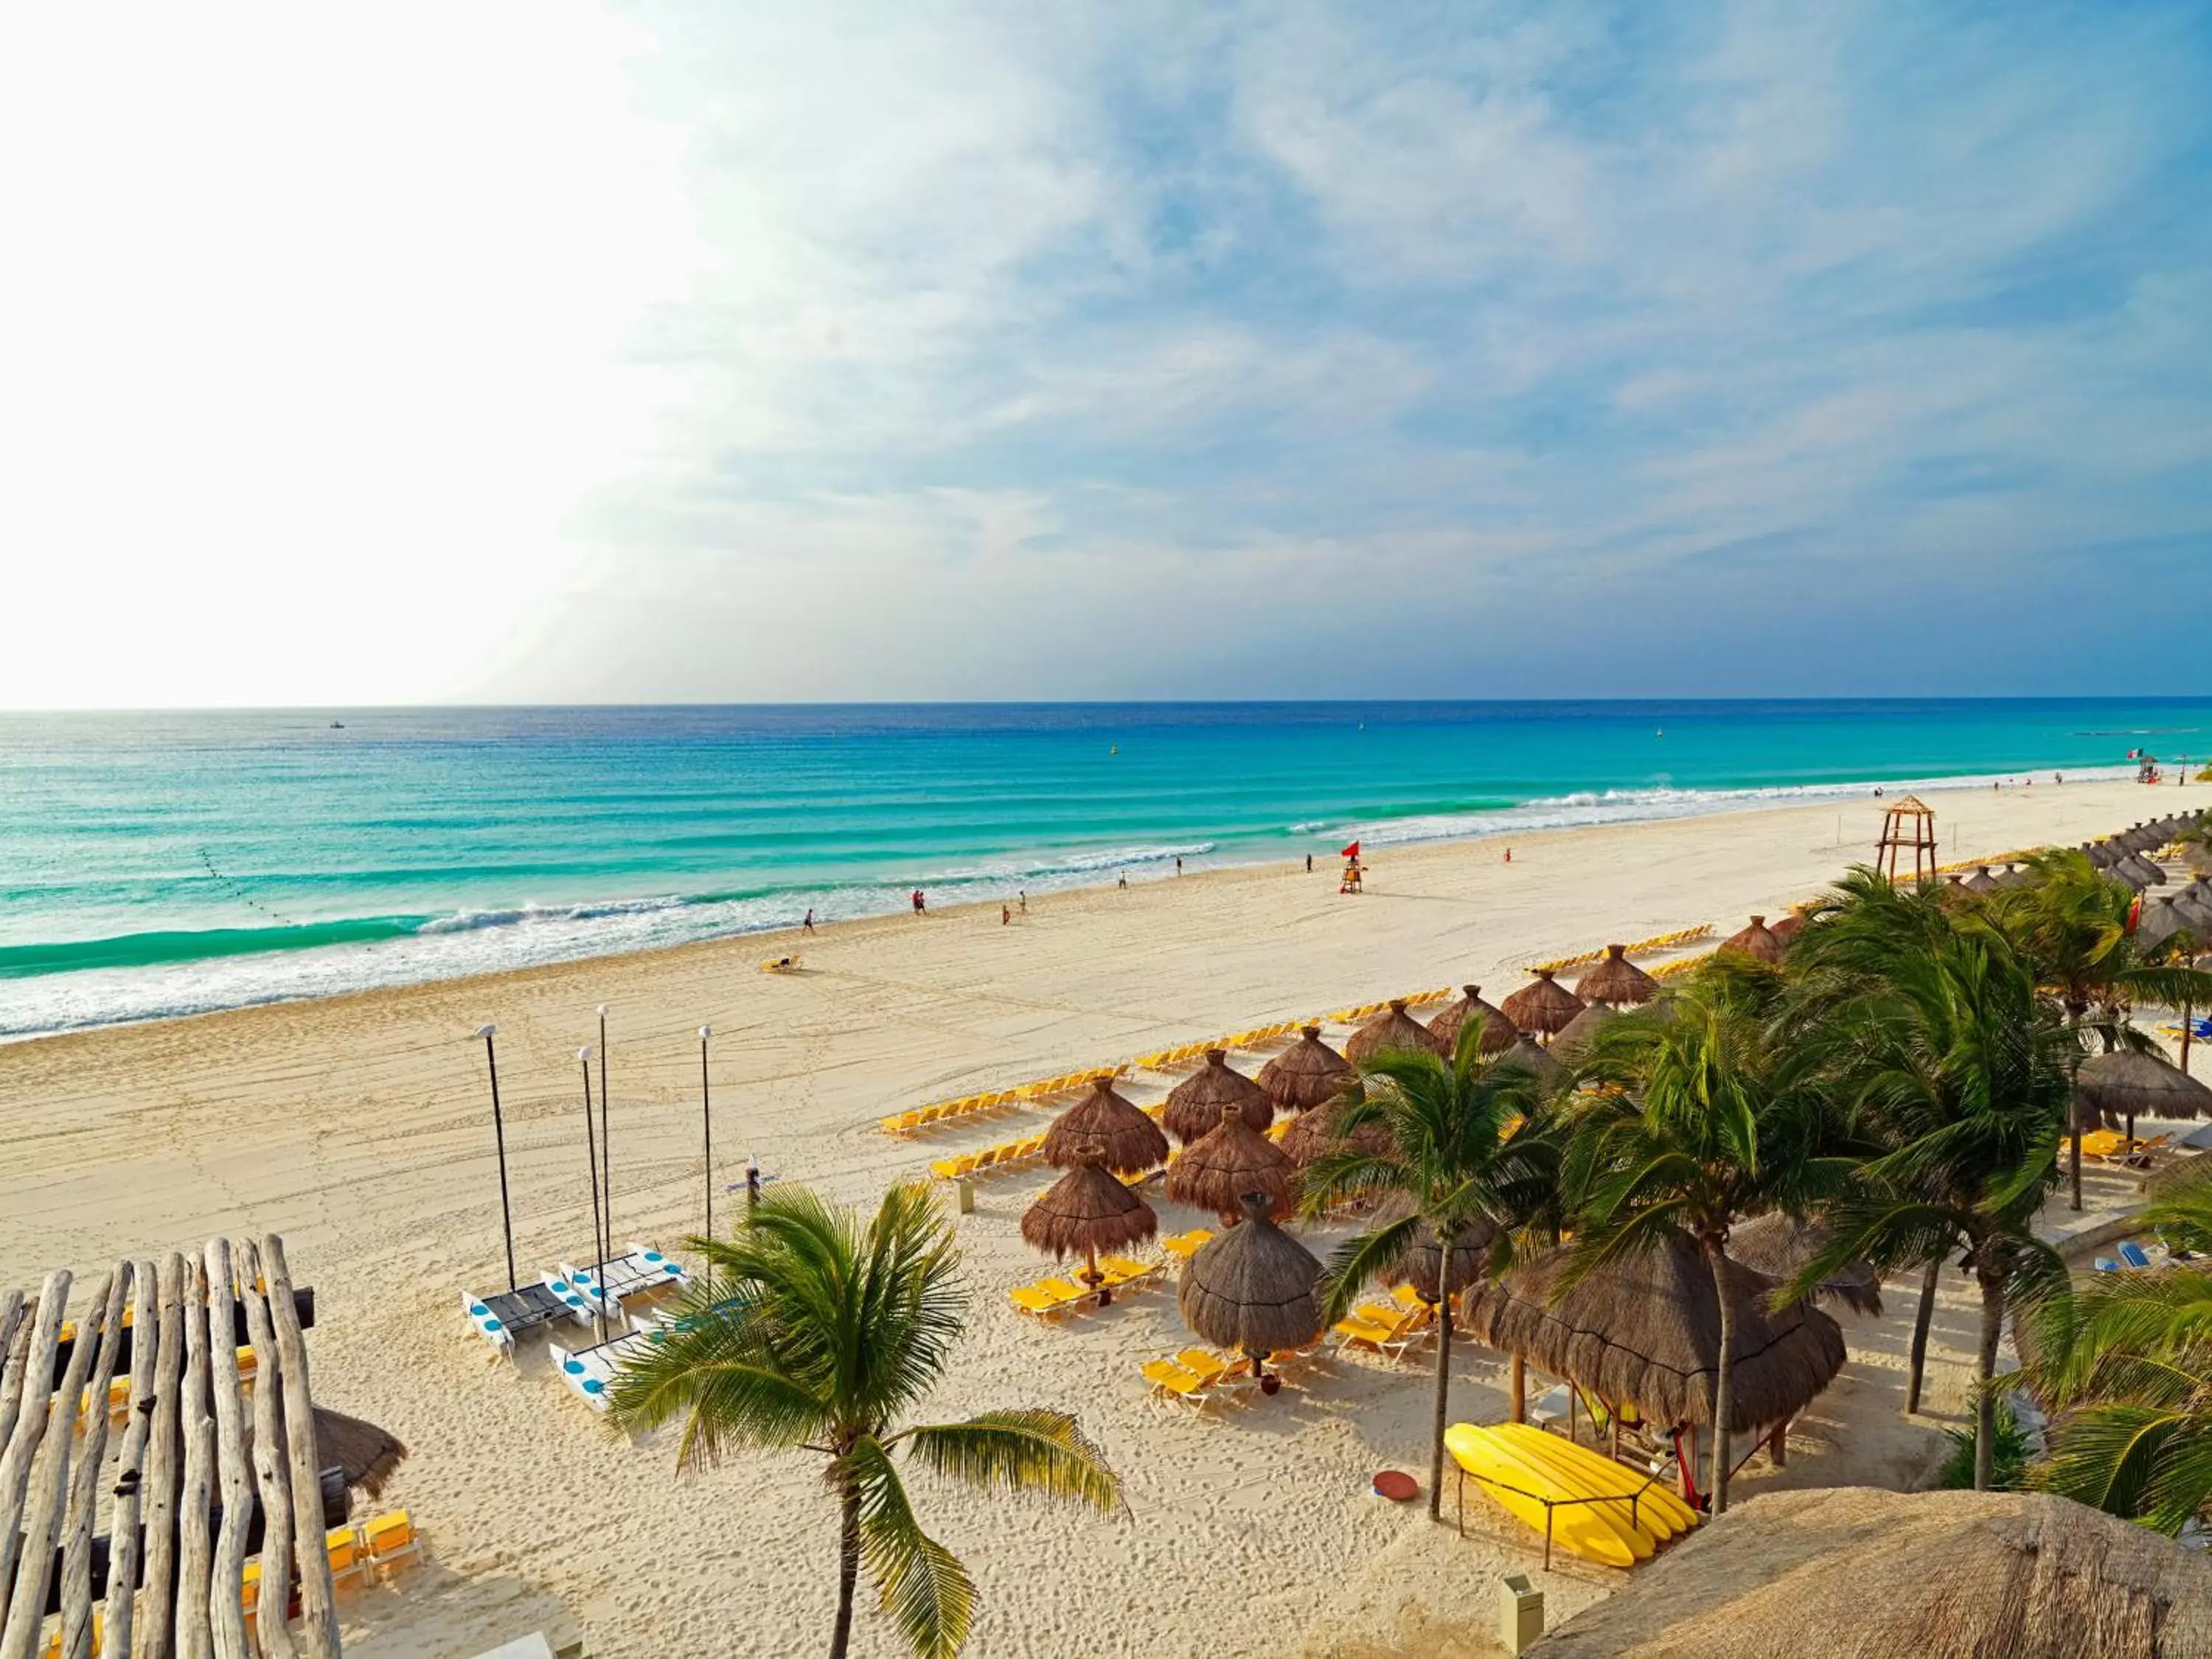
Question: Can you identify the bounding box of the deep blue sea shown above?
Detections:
[3,700,2205,1037]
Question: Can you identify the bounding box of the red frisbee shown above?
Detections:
[1371,1470,1419,1503]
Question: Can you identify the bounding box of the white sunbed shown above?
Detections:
[549,1330,652,1413]
[463,1279,597,1357]
[542,1267,622,1325]
[563,1243,691,1308]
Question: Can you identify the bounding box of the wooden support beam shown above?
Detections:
[0,1270,109,1659]
[234,1240,299,1659]
[103,1259,159,1659]
[47,1290,315,1391]
[177,1259,215,1659]
[0,1273,71,1603]
[0,1295,24,1450]
[58,1267,128,1659]
[262,1237,339,1659]
[204,1242,254,1659]
[139,1253,188,1658]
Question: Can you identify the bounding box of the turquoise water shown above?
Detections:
[2,700,2205,1036]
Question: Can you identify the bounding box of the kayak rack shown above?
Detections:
[1452,1464,1662,1570]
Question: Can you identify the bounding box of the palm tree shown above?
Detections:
[607,1183,1121,1659]
[1300,1016,1559,1522]
[2016,1184,2212,1532]
[1786,875,2073,1489]
[1559,972,1833,1512]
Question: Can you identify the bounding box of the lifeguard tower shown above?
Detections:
[1876,796,1938,885]
[1339,840,1365,894]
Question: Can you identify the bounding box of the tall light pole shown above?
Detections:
[596,1004,613,1269]
[699,1026,714,1245]
[578,1046,608,1340]
[478,1023,515,1292]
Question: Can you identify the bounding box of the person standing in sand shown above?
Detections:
[1001,903,1010,926]
[912,888,926,916]
[803,908,815,933]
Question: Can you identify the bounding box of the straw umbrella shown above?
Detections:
[1575,944,1659,1008]
[1549,1000,1618,1064]
[1022,1152,1158,1295]
[1964,865,2003,895]
[2125,852,2168,888]
[1178,1192,1324,1392]
[2137,897,2188,953]
[1279,1094,1394,1167]
[1041,1077,1168,1177]
[1531,1487,2212,1659]
[1718,916,1785,964]
[1345,998,1444,1065]
[1500,970,1585,1040]
[1496,1033,1566,1089]
[1426,984,1517,1055]
[1767,908,1809,946]
[2076,1048,2212,1147]
[1256,1026,1352,1113]
[1994,861,2031,891]
[1165,1102,1298,1222]
[1725,1215,1884,1318]
[1161,1049,1273,1145]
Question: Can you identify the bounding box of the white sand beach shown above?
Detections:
[1,776,2202,1658]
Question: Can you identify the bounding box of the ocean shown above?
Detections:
[3,700,2205,1038]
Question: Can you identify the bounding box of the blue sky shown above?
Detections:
[2,1,2208,705]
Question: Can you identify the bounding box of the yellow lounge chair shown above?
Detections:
[328,1524,368,1587]
[1141,1358,1212,1407]
[363,1509,422,1576]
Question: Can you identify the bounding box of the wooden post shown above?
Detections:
[177,1258,216,1659]
[1510,1352,1526,1425]
[59,1267,129,1659]
[263,1236,340,1659]
[0,1272,72,1601]
[0,1293,24,1449]
[0,1270,109,1659]
[1768,1417,1790,1468]
[205,1241,255,1659]
[235,1240,299,1659]
[104,1259,159,1659]
[141,1253,188,1657]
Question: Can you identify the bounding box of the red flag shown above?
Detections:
[2128,894,2143,933]
[1340,841,1360,859]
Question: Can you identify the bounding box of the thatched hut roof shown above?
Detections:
[1767,910,1807,945]
[2126,853,2169,888]
[306,1406,409,1500]
[1994,861,2032,890]
[1164,1103,1298,1222]
[1162,1049,1273,1145]
[1278,1093,1393,1168]
[1549,1000,1618,1063]
[1427,984,1517,1055]
[2137,898,2188,952]
[1717,916,1785,964]
[2086,841,2120,869]
[2076,1048,2212,1127]
[1501,970,1585,1037]
[1256,1026,1353,1112]
[1021,1161,1158,1263]
[1458,1234,1846,1432]
[2143,1152,2212,1203]
[1963,865,2003,894]
[1528,1488,2212,1659]
[1178,1193,1324,1360]
[1345,998,1445,1065]
[1496,1034,1567,1089]
[1373,1200,1497,1303]
[1575,944,1660,1008]
[1041,1077,1169,1175]
[1725,1214,1884,1318]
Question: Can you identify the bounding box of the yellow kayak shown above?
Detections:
[1443,1424,1641,1568]
[1492,1422,1697,1541]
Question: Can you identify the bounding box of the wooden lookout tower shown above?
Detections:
[1876,795,1938,885]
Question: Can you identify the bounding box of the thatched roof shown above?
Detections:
[2143,1152,2212,1203]
[1374,1200,1497,1302]
[1427,984,1517,1055]
[1528,1488,2212,1659]
[305,1405,409,1500]
[2138,898,2189,951]
[1963,865,2003,894]
[1718,916,1784,964]
[1767,911,1807,945]
[2126,853,2168,888]
[1496,1034,1566,1088]
[1178,1193,1324,1359]
[1164,1103,1298,1222]
[1576,944,1660,1008]
[2076,1048,2212,1126]
[1549,1000,1618,1062]
[1041,1077,1169,1175]
[1994,861,2032,890]
[1345,998,1444,1065]
[2087,841,2120,869]
[1458,1234,1846,1432]
[1279,1093,1393,1168]
[1162,1049,1273,1145]
[1725,1214,1884,1318]
[1501,970,1585,1037]
[1256,1026,1353,1112]
[1021,1161,1158,1261]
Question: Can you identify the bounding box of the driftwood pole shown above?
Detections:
[204,1241,255,1659]
[176,1258,215,1659]
[0,1293,24,1449]
[235,1240,300,1659]
[141,1253,189,1655]
[0,1272,72,1601]
[262,1236,339,1659]
[0,1270,109,1659]
[58,1267,130,1659]
[104,1259,160,1659]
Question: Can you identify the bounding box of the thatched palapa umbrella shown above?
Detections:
[2124,852,2168,888]
[1256,1026,1352,1113]
[1345,998,1444,1065]
[1501,970,1584,1040]
[306,1406,410,1500]
[1725,1214,1883,1318]
[1575,944,1659,1008]
[1767,907,1809,945]
[1718,916,1784,964]
[2076,1048,2212,1145]
[1496,1033,1566,1089]
[1458,1234,1846,1434]
[1166,1101,1298,1222]
[1279,1093,1393,1167]
[1023,1146,1158,1293]
[1372,1197,1496,1304]
[1178,1192,1324,1391]
[1041,1077,1169,1176]
[1964,865,2002,894]
[2137,897,2188,952]
[1427,984,1517,1056]
[1162,1048,1272,1145]
[1549,999,1617,1063]
[1994,861,2031,890]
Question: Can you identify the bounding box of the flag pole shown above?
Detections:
[478,1023,515,1291]
[597,1004,613,1269]
[699,1026,714,1245]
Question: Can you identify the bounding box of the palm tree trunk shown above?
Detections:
[1905,1257,1941,1415]
[1706,1243,1734,1514]
[1427,1269,1455,1522]
[830,1478,861,1659]
[1974,1263,2004,1492]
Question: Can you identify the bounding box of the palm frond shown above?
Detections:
[895,1409,1122,1514]
[842,1433,975,1659]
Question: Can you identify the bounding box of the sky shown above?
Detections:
[2,1,2208,708]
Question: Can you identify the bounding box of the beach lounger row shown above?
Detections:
[883,1066,1129,1135]
[1332,1287,1434,1360]
[1531,925,1714,975]
[1130,1022,1307,1071]
[1140,1338,1325,1408]
[1322,987,1454,1025]
[1158,1228,1215,1262]
[2079,1130,2171,1166]
[2097,1239,2162,1273]
[1008,1256,1164,1319]
[931,1133,1048,1181]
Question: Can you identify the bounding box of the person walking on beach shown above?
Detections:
[1018,890,1027,913]
[912,888,926,916]
[802,908,815,933]
[1306,853,1313,873]
[1118,872,1127,889]
[1001,903,1011,926]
